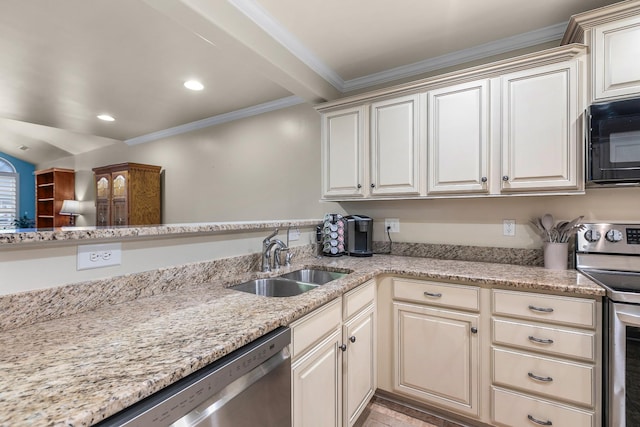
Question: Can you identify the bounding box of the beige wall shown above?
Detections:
[40,103,342,225]
[342,187,640,249]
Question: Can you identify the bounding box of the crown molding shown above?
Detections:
[343,22,568,92]
[125,96,304,146]
[228,0,345,91]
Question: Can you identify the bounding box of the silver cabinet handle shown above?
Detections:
[527,414,552,425]
[471,327,478,334]
[357,184,362,189]
[370,183,376,188]
[528,335,554,344]
[528,372,553,382]
[349,336,356,343]
[528,305,554,313]
[424,291,442,298]
[339,344,347,352]
[481,176,487,183]
[502,175,509,181]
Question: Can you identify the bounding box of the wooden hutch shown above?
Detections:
[92,162,162,227]
[34,168,75,228]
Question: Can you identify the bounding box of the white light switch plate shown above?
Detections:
[77,243,122,270]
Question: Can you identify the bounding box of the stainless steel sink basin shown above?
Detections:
[277,269,348,285]
[230,278,319,297]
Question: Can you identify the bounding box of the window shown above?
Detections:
[0,158,18,228]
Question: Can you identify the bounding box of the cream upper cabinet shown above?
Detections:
[593,15,640,100]
[427,80,490,194]
[500,60,580,192]
[321,106,367,198]
[370,94,423,196]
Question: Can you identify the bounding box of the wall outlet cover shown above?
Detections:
[78,243,122,270]
[385,218,400,233]
[503,219,516,237]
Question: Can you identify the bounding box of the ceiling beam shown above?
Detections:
[141,0,341,104]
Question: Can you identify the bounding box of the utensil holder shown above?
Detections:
[543,242,569,270]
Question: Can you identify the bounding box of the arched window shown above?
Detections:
[0,157,18,228]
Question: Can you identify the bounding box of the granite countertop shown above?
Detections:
[0,255,604,426]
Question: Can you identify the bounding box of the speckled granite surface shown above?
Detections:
[0,219,321,245]
[0,253,604,426]
[373,241,545,266]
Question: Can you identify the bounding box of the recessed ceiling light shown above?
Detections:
[184,80,204,91]
[97,114,115,122]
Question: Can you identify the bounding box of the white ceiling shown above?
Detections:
[0,0,621,165]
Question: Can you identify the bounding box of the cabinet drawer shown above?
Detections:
[344,280,375,319]
[393,278,479,311]
[492,348,594,407]
[492,318,595,361]
[492,289,595,328]
[290,298,342,359]
[492,387,595,427]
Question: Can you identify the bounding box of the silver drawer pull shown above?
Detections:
[424,291,442,298]
[527,414,552,425]
[528,372,553,382]
[528,335,554,344]
[528,304,554,313]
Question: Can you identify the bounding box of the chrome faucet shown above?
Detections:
[261,229,290,272]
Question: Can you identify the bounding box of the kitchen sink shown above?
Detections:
[229,278,319,297]
[230,269,348,297]
[277,269,348,285]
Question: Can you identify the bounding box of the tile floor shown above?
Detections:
[355,396,468,427]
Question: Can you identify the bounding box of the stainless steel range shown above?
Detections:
[577,223,640,427]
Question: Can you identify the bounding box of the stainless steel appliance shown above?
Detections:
[587,96,640,186]
[96,327,291,427]
[345,215,373,257]
[576,224,640,426]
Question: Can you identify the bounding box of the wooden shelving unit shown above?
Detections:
[35,168,75,228]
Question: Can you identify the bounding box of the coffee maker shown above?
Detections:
[345,215,373,257]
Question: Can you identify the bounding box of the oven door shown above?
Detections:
[589,98,640,184]
[608,301,640,426]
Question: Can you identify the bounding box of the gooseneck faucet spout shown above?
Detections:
[261,229,289,272]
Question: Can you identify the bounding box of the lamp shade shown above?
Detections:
[60,200,81,216]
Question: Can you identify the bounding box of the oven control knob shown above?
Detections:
[584,229,601,242]
[606,229,623,243]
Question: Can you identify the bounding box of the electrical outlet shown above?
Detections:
[503,219,516,236]
[385,218,400,233]
[78,243,122,270]
[288,227,300,241]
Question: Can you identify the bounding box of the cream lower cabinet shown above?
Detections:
[291,280,376,427]
[490,289,601,427]
[391,278,481,418]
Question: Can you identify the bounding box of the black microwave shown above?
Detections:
[588,96,640,186]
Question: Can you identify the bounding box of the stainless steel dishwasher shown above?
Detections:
[96,327,291,427]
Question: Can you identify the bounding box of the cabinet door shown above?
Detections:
[370,94,423,196]
[321,106,367,198]
[292,330,342,427]
[428,80,490,194]
[343,306,376,427]
[393,302,479,417]
[111,172,128,226]
[501,61,579,192]
[594,15,640,100]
